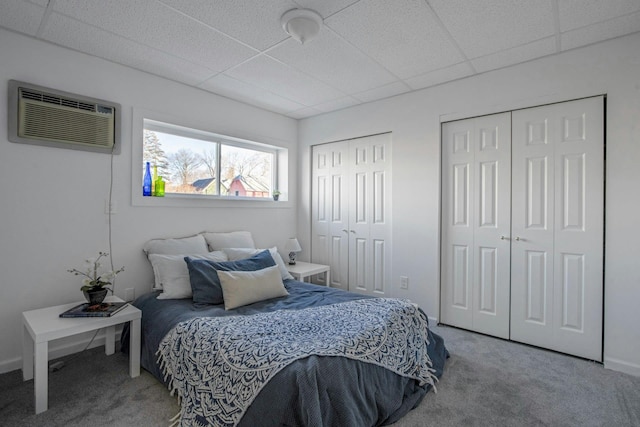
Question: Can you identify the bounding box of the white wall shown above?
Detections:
[298,32,640,376]
[0,29,297,372]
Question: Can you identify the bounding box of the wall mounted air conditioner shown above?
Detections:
[8,80,121,154]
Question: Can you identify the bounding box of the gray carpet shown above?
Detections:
[1,324,639,426]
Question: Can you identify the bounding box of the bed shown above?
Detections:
[121,233,448,427]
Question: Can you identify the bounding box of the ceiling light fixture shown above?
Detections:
[281,8,323,45]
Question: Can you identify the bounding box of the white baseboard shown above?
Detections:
[604,357,640,377]
[0,330,122,375]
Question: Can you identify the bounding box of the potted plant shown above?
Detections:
[68,251,124,305]
[272,190,281,201]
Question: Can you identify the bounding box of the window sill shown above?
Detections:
[131,193,292,208]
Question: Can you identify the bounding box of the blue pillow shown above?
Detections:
[185,249,276,305]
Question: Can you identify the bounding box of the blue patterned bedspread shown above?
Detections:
[157,298,438,427]
[122,280,448,426]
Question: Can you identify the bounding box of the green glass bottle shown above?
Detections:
[152,165,158,196]
[155,176,165,197]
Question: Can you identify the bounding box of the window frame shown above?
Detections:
[132,108,290,208]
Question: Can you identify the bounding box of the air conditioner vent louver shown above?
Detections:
[8,80,121,154]
[22,89,98,112]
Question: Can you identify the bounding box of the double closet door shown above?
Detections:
[311,133,391,297]
[440,97,604,361]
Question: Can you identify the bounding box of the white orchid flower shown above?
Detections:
[69,251,123,292]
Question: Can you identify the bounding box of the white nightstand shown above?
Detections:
[287,261,330,286]
[22,296,141,414]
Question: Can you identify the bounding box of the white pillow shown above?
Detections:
[143,234,208,255]
[218,265,289,310]
[148,251,228,299]
[223,247,294,281]
[201,231,255,251]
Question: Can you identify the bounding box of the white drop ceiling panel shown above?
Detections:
[406,62,475,91]
[353,81,411,103]
[41,13,216,86]
[311,96,361,113]
[225,55,345,106]
[561,11,640,51]
[558,0,640,31]
[471,37,558,74]
[326,0,464,79]
[267,31,397,94]
[159,0,296,51]
[199,74,306,114]
[294,0,360,18]
[52,0,257,72]
[429,0,556,59]
[0,0,45,36]
[2,0,639,119]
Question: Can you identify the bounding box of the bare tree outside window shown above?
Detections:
[167,149,203,191]
[199,149,217,178]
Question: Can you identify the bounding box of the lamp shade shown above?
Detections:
[284,238,302,253]
[281,9,322,44]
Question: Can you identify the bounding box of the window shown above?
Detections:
[143,119,276,199]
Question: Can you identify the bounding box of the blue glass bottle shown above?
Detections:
[143,162,152,196]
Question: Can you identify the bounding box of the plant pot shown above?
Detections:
[83,288,108,305]
[273,194,279,201]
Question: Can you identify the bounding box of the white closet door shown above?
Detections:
[311,141,349,289]
[510,97,604,361]
[440,113,511,338]
[441,119,474,330]
[348,133,391,297]
[472,114,512,338]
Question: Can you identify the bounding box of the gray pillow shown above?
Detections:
[185,249,276,305]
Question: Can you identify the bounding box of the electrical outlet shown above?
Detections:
[104,199,118,214]
[124,288,135,301]
[400,276,409,289]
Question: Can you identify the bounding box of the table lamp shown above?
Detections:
[284,238,302,265]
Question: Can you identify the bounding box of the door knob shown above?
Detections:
[342,229,348,233]
[500,235,510,240]
[515,236,523,241]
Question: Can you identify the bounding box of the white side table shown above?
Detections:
[287,261,330,286]
[22,296,141,414]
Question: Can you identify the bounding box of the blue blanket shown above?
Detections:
[122,280,448,426]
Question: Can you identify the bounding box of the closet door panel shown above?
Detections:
[511,108,556,347]
[441,121,475,330]
[349,134,390,296]
[552,98,604,361]
[511,97,603,361]
[472,113,511,338]
[441,113,511,337]
[312,142,349,290]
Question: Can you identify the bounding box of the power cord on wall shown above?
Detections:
[108,145,116,296]
[52,148,119,373]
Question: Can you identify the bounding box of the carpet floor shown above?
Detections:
[1,324,639,426]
